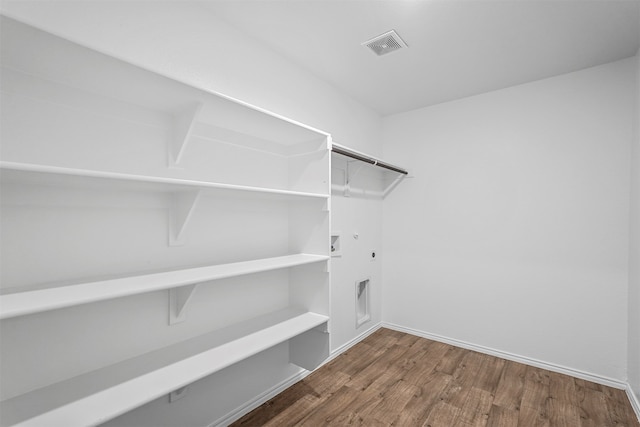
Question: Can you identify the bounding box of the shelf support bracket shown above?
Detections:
[170,102,204,167]
[169,190,202,246]
[169,284,199,325]
[344,161,364,198]
[382,174,407,198]
[313,321,329,334]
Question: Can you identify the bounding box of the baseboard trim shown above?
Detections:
[627,384,640,422]
[327,322,383,363]
[382,322,628,391]
[209,370,309,427]
[212,322,383,426]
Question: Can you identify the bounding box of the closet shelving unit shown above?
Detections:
[0,17,331,427]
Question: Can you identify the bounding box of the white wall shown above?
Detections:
[629,49,640,404]
[382,58,636,382]
[330,155,385,351]
[0,2,382,425]
[0,1,380,152]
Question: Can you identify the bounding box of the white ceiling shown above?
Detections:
[202,0,640,116]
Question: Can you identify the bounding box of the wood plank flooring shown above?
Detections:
[231,328,639,427]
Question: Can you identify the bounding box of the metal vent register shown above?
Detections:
[362,30,408,56]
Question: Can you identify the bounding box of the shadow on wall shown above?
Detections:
[331,153,406,199]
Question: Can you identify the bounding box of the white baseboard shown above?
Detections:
[627,384,640,422]
[326,322,383,363]
[382,322,628,391]
[209,370,309,427]
[212,322,383,426]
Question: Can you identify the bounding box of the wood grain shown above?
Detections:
[231,328,640,427]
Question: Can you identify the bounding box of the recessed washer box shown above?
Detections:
[356,278,371,328]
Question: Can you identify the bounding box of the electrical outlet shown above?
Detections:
[370,250,377,261]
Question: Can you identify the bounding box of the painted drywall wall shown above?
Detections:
[330,153,386,351]
[382,58,635,382]
[629,49,640,404]
[0,1,380,152]
[0,2,382,425]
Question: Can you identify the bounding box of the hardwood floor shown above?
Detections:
[231,328,640,427]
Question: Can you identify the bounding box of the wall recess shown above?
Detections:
[331,233,342,257]
[355,278,371,328]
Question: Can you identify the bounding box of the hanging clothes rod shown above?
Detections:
[331,143,408,175]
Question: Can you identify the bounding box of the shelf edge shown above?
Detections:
[0,161,330,200]
[0,254,329,320]
[2,310,329,427]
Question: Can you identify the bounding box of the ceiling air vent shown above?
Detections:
[362,30,407,56]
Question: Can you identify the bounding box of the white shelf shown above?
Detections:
[1,161,329,246]
[0,161,329,201]
[1,18,330,155]
[1,18,332,426]
[0,254,329,320]
[0,309,329,427]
